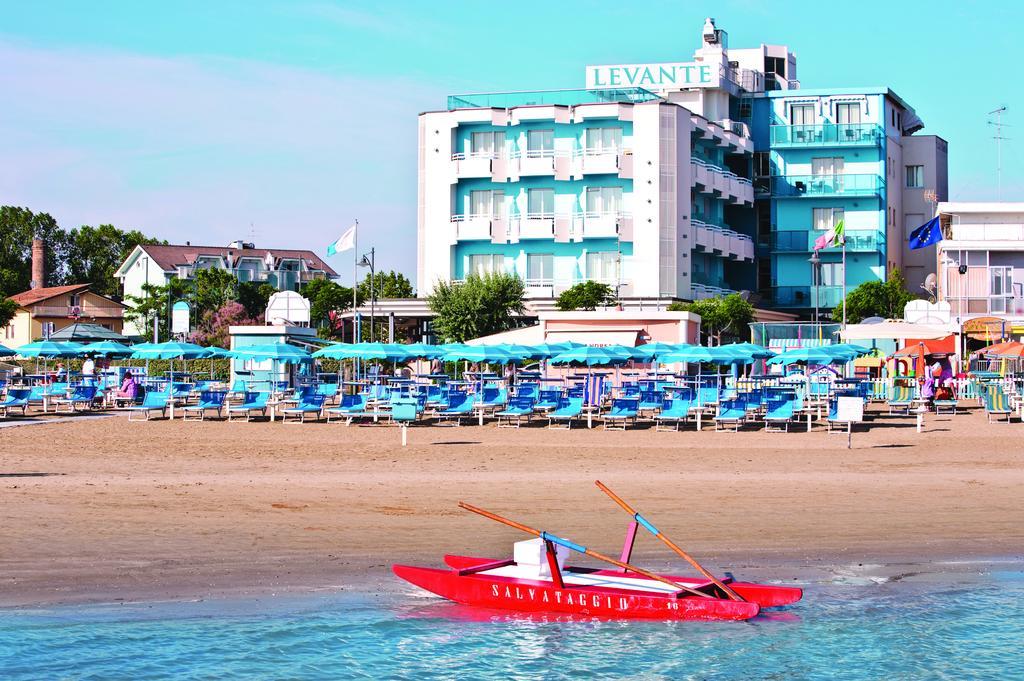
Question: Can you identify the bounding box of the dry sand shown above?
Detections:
[1,404,1022,607]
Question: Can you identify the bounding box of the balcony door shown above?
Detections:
[470,131,503,158]
[526,253,553,285]
[526,129,554,158]
[585,187,623,216]
[470,190,504,218]
[527,188,554,218]
[812,157,844,192]
[585,127,622,154]
[586,251,618,284]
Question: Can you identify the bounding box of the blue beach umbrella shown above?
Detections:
[130,341,208,360]
[399,343,444,360]
[200,346,232,359]
[723,342,776,360]
[633,342,686,360]
[767,347,839,366]
[313,342,411,361]
[17,340,85,358]
[549,346,632,367]
[0,343,17,357]
[230,343,311,363]
[78,341,135,358]
[441,345,521,364]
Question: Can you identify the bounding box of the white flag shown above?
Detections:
[326,224,357,256]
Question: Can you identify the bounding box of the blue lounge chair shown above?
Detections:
[547,396,584,429]
[0,388,31,417]
[326,393,370,424]
[435,392,474,426]
[604,397,639,430]
[474,386,508,409]
[654,397,691,431]
[55,385,98,413]
[714,399,747,431]
[534,388,563,412]
[281,393,326,423]
[515,383,539,400]
[228,379,248,398]
[764,392,797,432]
[170,383,193,401]
[390,397,419,426]
[128,390,170,421]
[495,395,536,428]
[316,383,341,405]
[227,391,270,421]
[638,389,665,413]
[182,390,228,421]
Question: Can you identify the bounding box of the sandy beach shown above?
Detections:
[1,405,1022,607]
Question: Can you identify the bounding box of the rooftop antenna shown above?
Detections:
[987,106,1009,200]
[248,221,257,245]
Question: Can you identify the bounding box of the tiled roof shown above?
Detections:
[138,244,338,277]
[8,284,91,307]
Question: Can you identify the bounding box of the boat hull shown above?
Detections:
[443,555,803,607]
[392,564,762,621]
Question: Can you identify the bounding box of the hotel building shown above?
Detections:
[416,18,947,317]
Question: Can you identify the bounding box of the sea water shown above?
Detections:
[1,567,1021,679]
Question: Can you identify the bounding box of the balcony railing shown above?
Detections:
[447,87,661,110]
[770,123,883,147]
[769,285,844,308]
[31,305,124,319]
[771,174,884,198]
[771,229,885,253]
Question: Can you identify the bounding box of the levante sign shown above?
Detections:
[586,62,719,91]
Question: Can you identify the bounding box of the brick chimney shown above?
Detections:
[31,238,45,289]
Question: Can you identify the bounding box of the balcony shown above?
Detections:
[691,220,754,261]
[451,214,495,241]
[771,229,885,253]
[451,152,498,179]
[573,212,632,240]
[690,159,753,204]
[690,283,735,300]
[516,214,556,239]
[31,305,124,319]
[769,285,844,309]
[771,174,884,198]
[576,148,632,177]
[770,123,883,148]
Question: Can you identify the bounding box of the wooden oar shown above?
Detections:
[593,480,745,602]
[458,501,713,599]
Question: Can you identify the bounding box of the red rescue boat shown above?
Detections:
[392,483,803,622]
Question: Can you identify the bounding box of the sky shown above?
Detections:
[2,1,1023,283]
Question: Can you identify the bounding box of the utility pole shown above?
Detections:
[987,106,1009,200]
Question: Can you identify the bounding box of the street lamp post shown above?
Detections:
[808,251,821,325]
[358,248,376,343]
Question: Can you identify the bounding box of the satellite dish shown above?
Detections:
[265,291,311,326]
[861,316,885,325]
[923,273,937,291]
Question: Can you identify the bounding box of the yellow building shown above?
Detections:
[4,284,125,347]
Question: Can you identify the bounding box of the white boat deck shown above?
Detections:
[480,564,679,595]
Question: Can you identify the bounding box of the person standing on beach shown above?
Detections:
[82,356,96,386]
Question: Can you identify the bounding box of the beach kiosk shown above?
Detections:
[229,292,318,390]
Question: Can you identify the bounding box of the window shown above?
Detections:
[4,323,14,339]
[526,129,554,157]
[467,254,503,277]
[811,157,844,176]
[470,131,503,158]
[469,190,502,217]
[41,322,55,338]
[527,188,554,217]
[836,103,861,124]
[820,262,844,286]
[586,251,618,282]
[526,253,553,283]
[789,104,815,125]
[585,127,622,153]
[765,56,786,77]
[990,266,1012,313]
[585,186,623,214]
[753,151,770,177]
[68,293,81,307]
[906,165,924,188]
[812,207,845,231]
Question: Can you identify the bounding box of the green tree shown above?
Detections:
[670,294,754,345]
[237,281,277,318]
[358,270,414,300]
[123,279,193,341]
[192,267,237,316]
[0,297,17,328]
[427,272,525,343]
[65,224,163,299]
[556,281,616,311]
[301,278,355,338]
[833,269,917,324]
[0,206,69,295]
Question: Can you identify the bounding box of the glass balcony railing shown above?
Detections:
[771,229,884,252]
[691,273,729,289]
[771,174,884,198]
[770,123,883,147]
[447,87,661,110]
[769,285,844,308]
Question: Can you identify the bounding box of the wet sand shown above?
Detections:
[1,404,1022,607]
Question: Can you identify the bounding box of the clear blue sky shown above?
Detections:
[2,1,1022,283]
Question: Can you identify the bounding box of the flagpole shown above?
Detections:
[841,234,847,330]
